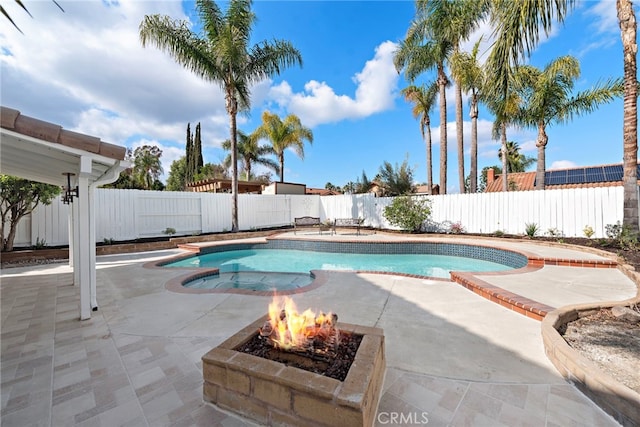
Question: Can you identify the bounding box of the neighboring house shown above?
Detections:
[187,178,264,194]
[415,184,440,195]
[368,182,440,196]
[306,188,341,196]
[262,182,306,195]
[484,162,640,192]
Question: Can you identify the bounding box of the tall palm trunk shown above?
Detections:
[501,122,508,192]
[279,154,285,182]
[245,160,251,181]
[425,117,433,195]
[456,82,465,193]
[438,63,448,194]
[534,122,548,190]
[470,92,478,193]
[226,90,239,232]
[618,0,639,232]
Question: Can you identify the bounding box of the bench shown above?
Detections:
[293,216,323,234]
[333,218,364,235]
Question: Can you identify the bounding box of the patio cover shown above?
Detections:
[0,106,130,320]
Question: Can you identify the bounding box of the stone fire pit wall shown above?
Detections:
[202,315,385,427]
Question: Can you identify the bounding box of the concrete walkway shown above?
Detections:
[1,233,637,426]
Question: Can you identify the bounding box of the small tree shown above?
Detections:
[377,157,416,196]
[383,196,432,232]
[166,157,187,191]
[0,175,61,251]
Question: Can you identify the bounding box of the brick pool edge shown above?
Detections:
[202,315,385,426]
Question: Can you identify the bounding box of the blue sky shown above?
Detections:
[0,1,633,192]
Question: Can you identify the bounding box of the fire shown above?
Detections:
[262,296,337,351]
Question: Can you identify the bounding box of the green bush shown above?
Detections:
[162,227,176,236]
[605,221,637,249]
[524,222,539,237]
[383,196,431,232]
[34,237,47,249]
[583,225,595,239]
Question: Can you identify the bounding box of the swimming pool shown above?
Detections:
[163,240,527,292]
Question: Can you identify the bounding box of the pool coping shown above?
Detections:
[144,234,622,321]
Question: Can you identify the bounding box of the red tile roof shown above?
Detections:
[306,188,341,196]
[1,106,126,161]
[485,162,640,192]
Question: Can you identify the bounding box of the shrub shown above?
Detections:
[103,238,115,245]
[583,225,595,239]
[383,196,431,232]
[494,230,505,237]
[449,222,465,234]
[547,227,562,237]
[34,237,47,249]
[605,221,637,249]
[524,223,539,237]
[162,227,176,236]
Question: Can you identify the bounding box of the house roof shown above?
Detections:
[186,178,264,193]
[306,188,340,196]
[0,106,128,187]
[485,162,640,192]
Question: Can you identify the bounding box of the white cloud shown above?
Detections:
[267,41,399,127]
[585,0,620,35]
[575,1,620,56]
[1,1,238,150]
[549,160,577,170]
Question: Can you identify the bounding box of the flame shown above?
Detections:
[266,296,336,350]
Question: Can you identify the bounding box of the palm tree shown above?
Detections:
[400,83,438,195]
[395,0,487,194]
[451,38,484,193]
[394,8,453,194]
[483,0,575,191]
[139,0,302,231]
[498,141,535,173]
[617,0,638,232]
[432,1,487,194]
[222,130,279,181]
[486,0,574,100]
[484,75,523,191]
[512,56,623,189]
[133,145,163,190]
[254,111,313,183]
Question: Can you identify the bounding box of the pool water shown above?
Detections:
[166,249,513,290]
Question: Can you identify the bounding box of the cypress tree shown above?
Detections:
[195,122,204,173]
[185,123,193,183]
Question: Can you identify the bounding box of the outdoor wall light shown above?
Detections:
[62,172,79,204]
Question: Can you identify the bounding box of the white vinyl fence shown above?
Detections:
[8,186,629,247]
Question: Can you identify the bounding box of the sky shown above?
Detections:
[0,0,633,193]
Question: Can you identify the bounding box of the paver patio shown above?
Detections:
[1,233,637,426]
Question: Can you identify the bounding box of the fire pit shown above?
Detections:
[202,297,385,426]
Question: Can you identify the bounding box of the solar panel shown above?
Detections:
[567,168,585,184]
[547,170,567,185]
[585,167,605,183]
[637,164,640,179]
[603,165,623,181]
